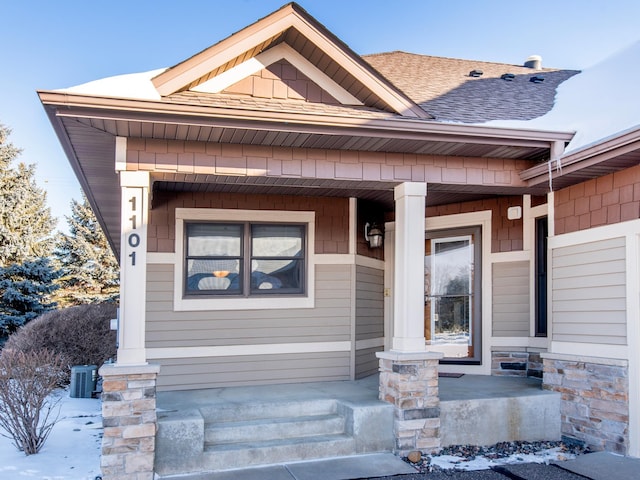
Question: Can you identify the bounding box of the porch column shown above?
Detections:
[117,169,150,365]
[392,182,427,352]
[99,141,159,480]
[377,182,442,456]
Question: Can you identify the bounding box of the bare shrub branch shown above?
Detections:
[0,349,66,454]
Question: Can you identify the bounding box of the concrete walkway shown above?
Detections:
[156,451,640,480]
[157,453,416,480]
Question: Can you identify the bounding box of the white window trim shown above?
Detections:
[175,208,315,311]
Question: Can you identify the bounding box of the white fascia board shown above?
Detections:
[192,43,363,106]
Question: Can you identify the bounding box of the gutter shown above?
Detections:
[38,91,574,148]
[521,125,640,186]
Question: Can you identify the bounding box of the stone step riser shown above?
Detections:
[201,435,357,471]
[200,399,337,423]
[205,414,346,444]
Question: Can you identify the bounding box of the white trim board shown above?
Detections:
[146,341,350,359]
[174,208,315,311]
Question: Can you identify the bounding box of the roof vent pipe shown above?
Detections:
[524,55,542,69]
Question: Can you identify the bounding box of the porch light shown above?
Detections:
[364,222,384,249]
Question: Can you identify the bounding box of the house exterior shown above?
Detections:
[38,3,640,478]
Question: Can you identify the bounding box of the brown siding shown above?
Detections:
[148,191,349,254]
[555,164,640,235]
[223,60,339,104]
[126,139,533,188]
[426,196,523,253]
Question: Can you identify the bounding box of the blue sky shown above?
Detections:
[2,0,639,228]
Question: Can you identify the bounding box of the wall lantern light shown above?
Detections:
[364,222,384,249]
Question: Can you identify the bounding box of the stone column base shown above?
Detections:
[377,351,443,455]
[99,363,161,480]
[542,353,629,455]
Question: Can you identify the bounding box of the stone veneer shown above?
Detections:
[377,351,442,455]
[99,364,161,480]
[542,353,629,454]
[492,350,544,378]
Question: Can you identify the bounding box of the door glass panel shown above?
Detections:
[425,235,474,359]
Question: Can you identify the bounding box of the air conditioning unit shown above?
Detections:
[70,365,98,398]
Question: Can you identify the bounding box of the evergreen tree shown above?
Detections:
[0,124,56,266]
[0,258,59,335]
[54,195,119,306]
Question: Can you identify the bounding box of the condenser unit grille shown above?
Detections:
[70,365,97,398]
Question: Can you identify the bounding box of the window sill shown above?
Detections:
[174,295,314,311]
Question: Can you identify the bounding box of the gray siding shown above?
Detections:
[155,352,351,391]
[355,265,384,378]
[492,261,530,337]
[146,264,352,347]
[355,347,380,380]
[146,263,353,390]
[551,236,627,345]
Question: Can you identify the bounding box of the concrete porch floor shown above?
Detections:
[156,373,554,411]
[154,374,561,477]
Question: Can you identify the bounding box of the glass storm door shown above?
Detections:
[425,228,481,362]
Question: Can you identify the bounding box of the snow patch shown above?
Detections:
[0,389,102,479]
[58,68,167,101]
[482,40,640,155]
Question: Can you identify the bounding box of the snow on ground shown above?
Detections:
[429,447,576,472]
[0,389,102,480]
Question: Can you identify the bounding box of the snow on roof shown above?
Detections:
[483,40,640,155]
[58,68,166,101]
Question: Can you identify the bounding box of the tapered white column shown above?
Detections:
[117,169,150,365]
[392,182,427,352]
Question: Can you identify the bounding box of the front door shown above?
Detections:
[425,226,482,363]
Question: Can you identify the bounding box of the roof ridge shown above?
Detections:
[363,50,579,72]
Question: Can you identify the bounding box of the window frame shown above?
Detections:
[174,208,315,312]
[184,221,307,297]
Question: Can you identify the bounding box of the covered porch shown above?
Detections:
[153,373,560,478]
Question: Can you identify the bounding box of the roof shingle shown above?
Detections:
[363,51,580,123]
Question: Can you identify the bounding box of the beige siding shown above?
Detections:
[146,264,352,347]
[155,352,351,391]
[492,261,530,337]
[552,237,627,345]
[354,265,384,378]
[355,265,384,340]
[355,347,380,380]
[146,263,353,390]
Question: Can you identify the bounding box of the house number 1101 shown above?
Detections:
[128,195,140,266]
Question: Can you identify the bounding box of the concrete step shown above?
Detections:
[205,413,346,444]
[201,434,357,471]
[200,398,337,423]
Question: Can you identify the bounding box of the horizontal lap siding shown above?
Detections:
[492,261,530,337]
[146,263,353,390]
[551,237,626,345]
[155,352,351,391]
[355,347,380,380]
[146,264,352,347]
[355,265,384,378]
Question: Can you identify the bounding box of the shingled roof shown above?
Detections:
[364,51,580,123]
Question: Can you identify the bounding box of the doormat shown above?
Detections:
[438,372,464,378]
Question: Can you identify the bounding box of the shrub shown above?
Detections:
[0,349,66,454]
[4,303,117,380]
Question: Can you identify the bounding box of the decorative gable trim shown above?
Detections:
[152,3,430,118]
[191,43,363,105]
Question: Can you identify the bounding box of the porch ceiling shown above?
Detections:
[40,94,571,257]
